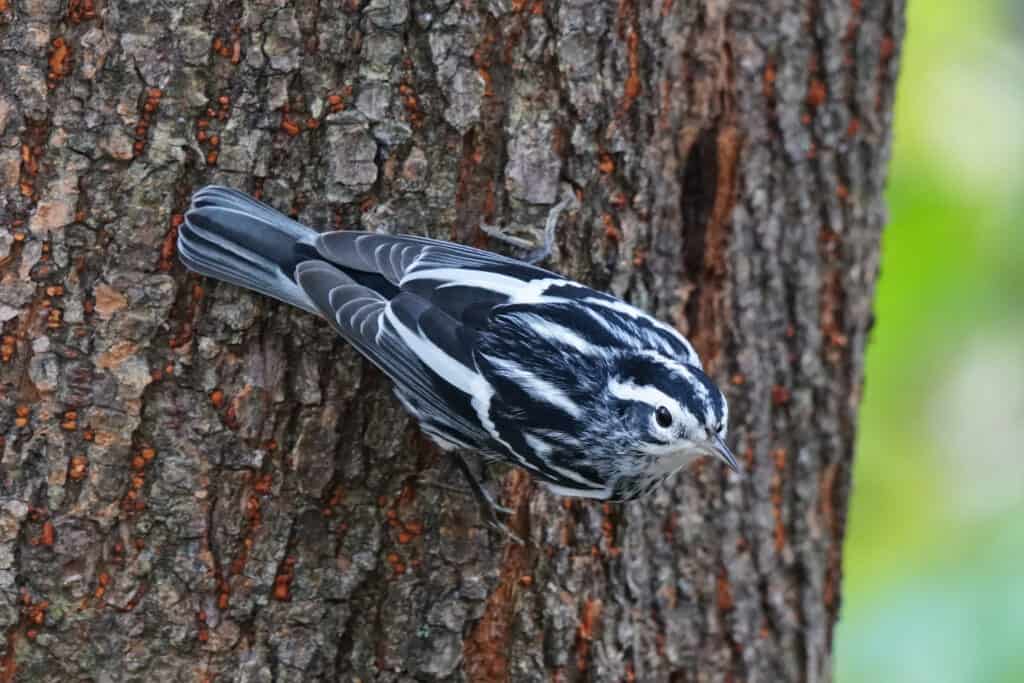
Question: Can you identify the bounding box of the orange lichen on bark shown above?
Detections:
[69,455,88,480]
[819,227,848,361]
[880,35,895,60]
[158,215,182,272]
[244,495,261,525]
[472,17,503,99]
[20,144,36,176]
[385,552,406,576]
[48,38,70,81]
[197,610,210,642]
[68,0,96,23]
[622,28,642,114]
[38,522,55,547]
[806,79,827,107]
[212,34,238,61]
[133,89,162,157]
[252,473,272,495]
[27,602,46,630]
[602,213,621,242]
[1,336,15,363]
[328,85,352,114]
[280,113,301,137]
[273,557,296,601]
[209,389,224,409]
[716,570,734,611]
[46,308,62,330]
[169,281,204,349]
[575,598,604,671]
[158,215,185,270]
[14,405,30,428]
[600,503,622,556]
[821,272,848,353]
[18,119,49,197]
[819,460,841,539]
[763,60,777,98]
[95,572,110,600]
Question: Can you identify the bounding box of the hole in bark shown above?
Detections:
[681,125,720,277]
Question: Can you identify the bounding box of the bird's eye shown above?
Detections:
[716,423,724,434]
[655,406,673,428]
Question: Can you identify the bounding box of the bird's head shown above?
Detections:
[606,351,738,480]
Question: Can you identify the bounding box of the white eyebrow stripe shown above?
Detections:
[608,378,700,432]
[608,378,679,411]
[639,350,713,419]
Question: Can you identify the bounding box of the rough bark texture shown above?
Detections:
[0,0,903,681]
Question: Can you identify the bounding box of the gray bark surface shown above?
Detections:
[0,0,903,681]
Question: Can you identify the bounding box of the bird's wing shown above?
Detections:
[314,231,699,364]
[312,232,572,325]
[294,260,493,451]
[314,231,540,284]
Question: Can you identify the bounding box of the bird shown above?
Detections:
[177,185,739,536]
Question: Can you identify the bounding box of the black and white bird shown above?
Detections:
[178,186,738,532]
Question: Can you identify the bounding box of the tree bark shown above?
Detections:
[0,0,903,681]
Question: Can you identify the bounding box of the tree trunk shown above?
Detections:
[0,0,902,681]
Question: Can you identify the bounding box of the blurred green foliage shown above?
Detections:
[837,1,1024,682]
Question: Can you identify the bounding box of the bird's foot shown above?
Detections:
[442,453,523,544]
[481,189,575,265]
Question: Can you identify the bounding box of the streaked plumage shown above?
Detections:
[178,186,737,516]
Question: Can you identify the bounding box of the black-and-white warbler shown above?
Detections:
[178,186,738,533]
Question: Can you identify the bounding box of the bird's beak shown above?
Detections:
[711,434,741,474]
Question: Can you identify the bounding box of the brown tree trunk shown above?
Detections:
[0,0,902,680]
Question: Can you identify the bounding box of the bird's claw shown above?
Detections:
[418,460,523,543]
[482,511,524,545]
[481,190,574,265]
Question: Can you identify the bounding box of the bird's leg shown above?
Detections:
[449,452,523,544]
[480,192,574,265]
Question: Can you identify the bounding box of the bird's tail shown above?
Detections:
[177,186,320,314]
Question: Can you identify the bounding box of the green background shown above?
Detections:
[837,1,1024,681]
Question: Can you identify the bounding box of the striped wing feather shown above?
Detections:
[293,260,492,452]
